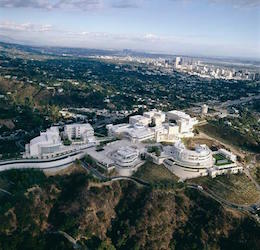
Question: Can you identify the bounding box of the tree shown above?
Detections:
[49,105,60,123]
[97,239,116,250]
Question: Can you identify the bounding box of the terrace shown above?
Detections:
[213,153,233,166]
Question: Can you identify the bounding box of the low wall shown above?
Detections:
[0,151,87,172]
[115,161,144,177]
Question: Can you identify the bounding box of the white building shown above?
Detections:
[111,146,139,167]
[107,110,197,143]
[107,123,155,142]
[165,141,214,169]
[162,141,242,179]
[175,57,183,69]
[25,127,62,158]
[167,110,198,126]
[201,104,208,115]
[64,123,95,143]
[129,115,150,126]
[24,124,97,159]
[167,110,198,137]
[218,148,237,162]
[85,140,145,176]
[143,110,166,126]
[208,164,243,178]
[162,141,214,179]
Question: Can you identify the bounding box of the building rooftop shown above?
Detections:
[65,123,93,130]
[167,110,192,120]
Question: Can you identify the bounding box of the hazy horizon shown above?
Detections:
[0,0,259,59]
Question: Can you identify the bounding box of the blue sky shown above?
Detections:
[0,0,259,58]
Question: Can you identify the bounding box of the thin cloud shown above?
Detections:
[0,21,53,32]
[0,0,103,10]
[171,0,260,8]
[0,21,258,58]
[111,0,140,8]
[67,31,163,42]
[53,0,103,10]
[0,0,141,10]
[211,0,260,8]
[1,0,259,10]
[0,0,53,9]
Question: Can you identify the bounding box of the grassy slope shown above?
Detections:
[134,161,179,184]
[189,173,260,205]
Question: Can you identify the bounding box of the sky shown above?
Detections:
[0,0,259,58]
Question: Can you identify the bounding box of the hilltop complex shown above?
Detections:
[0,110,242,179]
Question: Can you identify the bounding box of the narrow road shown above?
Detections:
[81,161,259,219]
[80,160,150,187]
[197,131,245,158]
[58,231,80,249]
[187,185,255,213]
[109,176,150,186]
[0,188,12,196]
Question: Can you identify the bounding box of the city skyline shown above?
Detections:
[0,0,259,59]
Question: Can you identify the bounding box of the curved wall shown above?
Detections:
[0,151,87,172]
[165,142,213,169]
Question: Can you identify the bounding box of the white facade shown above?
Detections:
[85,139,145,177]
[201,104,209,115]
[167,110,197,125]
[1,149,89,172]
[162,142,213,179]
[64,123,95,143]
[111,146,139,167]
[165,141,214,169]
[129,115,150,126]
[162,142,242,180]
[155,124,180,143]
[218,149,237,162]
[167,110,198,136]
[208,164,243,178]
[143,110,166,126]
[26,127,62,158]
[107,110,197,143]
[176,120,194,137]
[24,124,97,159]
[107,123,155,142]
[175,57,183,68]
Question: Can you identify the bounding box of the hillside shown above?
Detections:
[0,167,259,250]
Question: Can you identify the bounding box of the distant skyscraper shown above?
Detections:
[255,73,260,81]
[175,57,183,68]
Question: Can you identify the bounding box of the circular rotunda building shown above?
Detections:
[164,141,214,178]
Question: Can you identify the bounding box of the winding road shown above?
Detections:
[81,160,260,221]
[80,160,150,186]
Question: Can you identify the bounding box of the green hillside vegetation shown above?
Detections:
[0,168,259,250]
[199,119,260,153]
[250,165,260,186]
[190,173,260,205]
[1,42,260,113]
[134,161,180,188]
